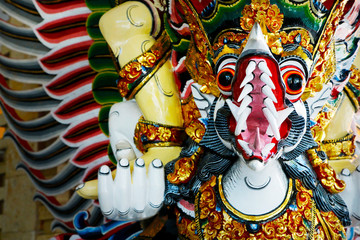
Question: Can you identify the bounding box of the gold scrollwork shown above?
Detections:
[240,0,284,33]
[321,134,356,160]
[179,0,220,96]
[167,147,204,185]
[176,177,345,240]
[304,0,346,100]
[117,31,171,99]
[133,117,186,152]
[306,149,346,194]
[181,96,202,127]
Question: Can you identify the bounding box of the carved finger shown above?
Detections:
[114,158,131,214]
[340,168,351,177]
[132,158,146,212]
[148,159,165,208]
[340,168,356,217]
[98,165,115,217]
[75,179,98,199]
[115,140,136,161]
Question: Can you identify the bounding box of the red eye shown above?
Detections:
[216,68,235,93]
[283,69,304,95]
[279,58,308,102]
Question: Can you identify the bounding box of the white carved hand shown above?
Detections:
[339,166,360,227]
[98,158,165,221]
[109,101,142,161]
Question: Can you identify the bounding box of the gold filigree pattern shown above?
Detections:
[178,0,220,97]
[240,0,283,33]
[175,208,199,240]
[181,96,202,127]
[321,134,356,160]
[176,177,345,240]
[344,66,360,110]
[213,0,313,59]
[199,176,217,220]
[311,97,342,143]
[185,120,206,144]
[133,117,186,152]
[167,147,204,184]
[280,29,314,55]
[213,32,248,51]
[320,211,347,240]
[349,66,360,89]
[186,42,219,96]
[306,149,346,194]
[304,0,347,100]
[117,32,171,99]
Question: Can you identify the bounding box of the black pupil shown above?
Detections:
[287,73,303,91]
[218,71,233,87]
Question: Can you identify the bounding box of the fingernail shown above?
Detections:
[99,165,110,174]
[136,158,145,167]
[75,183,84,191]
[119,158,129,167]
[102,208,114,216]
[152,159,163,168]
[134,208,144,213]
[341,168,351,176]
[110,111,119,118]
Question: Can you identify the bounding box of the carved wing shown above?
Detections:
[0,0,143,239]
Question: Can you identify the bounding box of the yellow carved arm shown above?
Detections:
[77,1,183,199]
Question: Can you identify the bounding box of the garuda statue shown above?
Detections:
[72,0,360,239]
[1,0,352,239]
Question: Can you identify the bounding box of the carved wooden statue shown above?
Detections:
[75,0,360,239]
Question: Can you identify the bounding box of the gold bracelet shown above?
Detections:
[117,31,172,99]
[306,148,346,194]
[134,117,186,153]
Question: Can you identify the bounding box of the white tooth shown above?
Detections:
[240,73,254,88]
[238,95,252,115]
[258,61,272,77]
[226,99,239,119]
[226,96,252,122]
[237,84,253,102]
[260,73,275,90]
[261,143,275,157]
[246,61,257,75]
[262,85,277,103]
[264,98,277,118]
[237,139,253,156]
[277,107,294,126]
[266,126,274,136]
[263,108,280,140]
[235,107,251,136]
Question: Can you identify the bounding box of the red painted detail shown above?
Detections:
[35,13,90,44]
[189,0,214,15]
[231,55,289,163]
[34,0,86,14]
[71,140,109,167]
[40,40,93,72]
[54,91,100,120]
[322,0,337,11]
[62,117,102,144]
[46,65,95,97]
